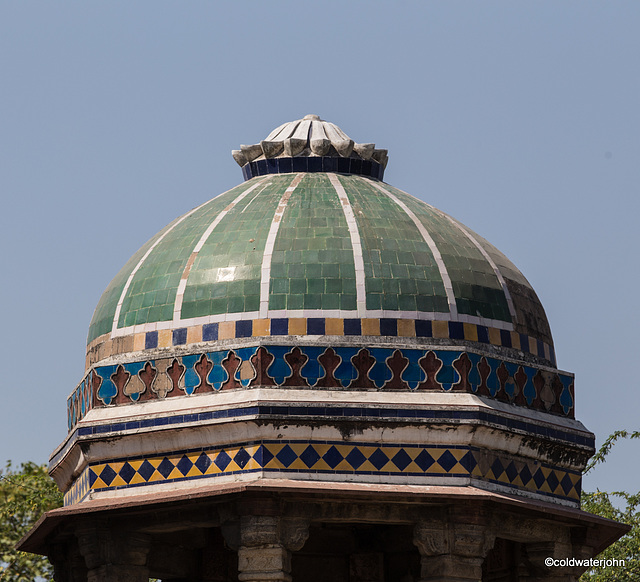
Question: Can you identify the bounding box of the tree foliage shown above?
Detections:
[0,461,62,582]
[581,431,640,582]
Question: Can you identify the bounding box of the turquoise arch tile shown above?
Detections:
[265,346,294,385]
[181,355,201,395]
[299,346,325,387]
[369,348,394,388]
[435,351,461,391]
[207,351,230,390]
[95,364,119,406]
[522,366,538,406]
[559,374,574,414]
[334,347,360,386]
[402,349,427,390]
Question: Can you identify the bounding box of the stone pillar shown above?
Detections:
[413,520,494,582]
[49,541,87,582]
[223,516,309,582]
[76,523,151,582]
[522,540,590,582]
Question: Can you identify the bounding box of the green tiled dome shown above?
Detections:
[88,166,553,360]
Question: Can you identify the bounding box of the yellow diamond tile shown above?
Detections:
[288,458,311,470]
[128,460,144,471]
[110,475,127,487]
[358,460,379,472]
[167,468,184,480]
[334,459,356,472]
[93,477,108,489]
[186,465,204,478]
[148,470,166,482]
[129,473,147,485]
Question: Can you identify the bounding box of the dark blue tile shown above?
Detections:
[279,157,293,174]
[145,331,158,349]
[380,318,397,336]
[250,162,259,177]
[203,322,218,341]
[337,157,350,174]
[266,158,278,173]
[500,329,512,348]
[256,159,268,176]
[448,321,464,340]
[350,158,362,175]
[173,328,187,346]
[344,318,361,335]
[477,325,489,343]
[520,334,529,352]
[308,156,322,173]
[271,318,289,335]
[537,339,545,358]
[236,320,252,338]
[242,165,251,181]
[322,157,337,173]
[307,318,325,335]
[361,160,372,177]
[292,156,307,172]
[415,319,432,337]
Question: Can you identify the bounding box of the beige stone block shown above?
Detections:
[288,318,306,335]
[133,333,146,352]
[325,318,343,335]
[463,323,478,342]
[432,320,449,338]
[510,331,521,350]
[219,321,235,340]
[187,325,202,344]
[253,319,270,336]
[488,327,502,346]
[529,336,537,353]
[361,318,380,336]
[397,319,415,337]
[158,329,172,348]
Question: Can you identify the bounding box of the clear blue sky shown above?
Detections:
[1,2,638,494]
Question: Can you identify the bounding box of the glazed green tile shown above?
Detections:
[381,294,399,310]
[308,278,324,295]
[270,294,286,310]
[304,294,322,309]
[269,174,357,312]
[325,279,343,294]
[290,278,306,294]
[387,183,511,322]
[340,294,357,310]
[287,294,304,310]
[366,294,382,310]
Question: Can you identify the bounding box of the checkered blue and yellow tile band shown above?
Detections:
[63,441,581,506]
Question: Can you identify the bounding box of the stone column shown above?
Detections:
[413,520,494,582]
[522,541,591,582]
[223,516,309,582]
[76,523,151,582]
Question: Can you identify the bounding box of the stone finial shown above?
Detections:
[232,115,388,169]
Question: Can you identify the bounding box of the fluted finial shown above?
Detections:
[231,115,389,173]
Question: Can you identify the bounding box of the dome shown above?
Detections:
[86,115,554,370]
[59,116,584,512]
